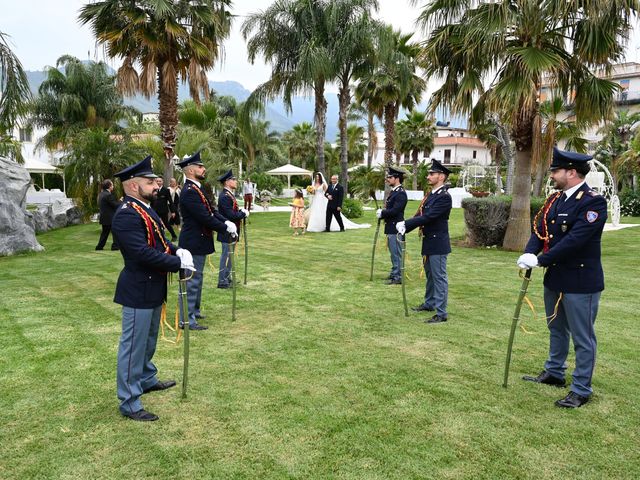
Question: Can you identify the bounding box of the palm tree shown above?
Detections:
[243,0,333,177]
[337,123,367,167]
[395,110,436,189]
[417,0,636,250]
[597,109,640,188]
[328,0,379,190]
[348,98,382,168]
[29,56,138,151]
[357,27,426,174]
[532,98,588,196]
[282,122,316,170]
[0,31,32,161]
[79,0,232,181]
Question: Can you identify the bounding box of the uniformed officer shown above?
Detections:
[111,155,195,422]
[517,148,607,408]
[216,170,249,288]
[177,152,237,329]
[397,159,453,324]
[376,166,408,285]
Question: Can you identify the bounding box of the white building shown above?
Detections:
[542,62,640,149]
[359,125,493,169]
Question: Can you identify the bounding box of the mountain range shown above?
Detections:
[25,68,465,140]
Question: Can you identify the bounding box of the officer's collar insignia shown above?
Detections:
[586,211,599,223]
[576,191,584,200]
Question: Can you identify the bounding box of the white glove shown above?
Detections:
[376,209,382,219]
[176,248,196,271]
[225,221,237,235]
[516,253,539,269]
[396,221,406,235]
[240,208,250,218]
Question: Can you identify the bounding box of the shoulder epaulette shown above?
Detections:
[586,189,600,197]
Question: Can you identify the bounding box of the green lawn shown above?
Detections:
[1,205,639,479]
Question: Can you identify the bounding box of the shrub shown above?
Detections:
[342,198,363,219]
[248,172,284,195]
[619,189,640,216]
[461,195,547,247]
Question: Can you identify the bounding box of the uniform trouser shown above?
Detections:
[96,225,118,250]
[117,305,162,415]
[422,254,448,318]
[160,212,177,239]
[543,288,600,397]
[387,233,403,281]
[179,254,206,327]
[218,242,232,286]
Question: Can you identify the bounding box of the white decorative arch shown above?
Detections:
[545,159,620,226]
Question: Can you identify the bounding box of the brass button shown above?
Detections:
[551,220,555,224]
[549,234,554,238]
[580,264,584,267]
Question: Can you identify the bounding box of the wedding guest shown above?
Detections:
[95,179,122,251]
[289,188,306,236]
[242,178,254,211]
[168,177,181,227]
[151,177,177,241]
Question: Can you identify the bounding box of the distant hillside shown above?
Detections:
[25,68,465,139]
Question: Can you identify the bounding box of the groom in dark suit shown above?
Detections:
[325,175,345,232]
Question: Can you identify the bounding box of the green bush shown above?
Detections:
[461,195,547,247]
[342,198,363,219]
[247,172,284,195]
[619,188,640,216]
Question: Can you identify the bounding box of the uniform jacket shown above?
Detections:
[98,190,122,225]
[404,186,452,256]
[179,179,228,255]
[325,183,344,209]
[525,183,607,293]
[217,188,246,243]
[112,196,181,308]
[380,185,408,235]
[151,186,175,217]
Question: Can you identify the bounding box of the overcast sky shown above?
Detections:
[3,0,640,94]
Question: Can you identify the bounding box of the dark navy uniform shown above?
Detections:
[216,170,247,287]
[522,148,607,407]
[177,152,229,328]
[111,157,181,420]
[380,166,408,283]
[95,186,122,250]
[404,159,453,321]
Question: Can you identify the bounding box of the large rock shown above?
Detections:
[0,157,44,255]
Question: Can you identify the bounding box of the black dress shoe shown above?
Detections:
[411,304,434,312]
[522,370,566,387]
[143,380,176,394]
[110,246,120,251]
[426,315,447,324]
[123,409,159,422]
[217,284,230,289]
[555,391,589,408]
[195,313,206,319]
[385,278,402,285]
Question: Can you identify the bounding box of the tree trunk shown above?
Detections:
[412,149,418,190]
[246,144,255,176]
[383,103,396,197]
[314,79,327,176]
[502,148,533,250]
[495,122,515,195]
[158,66,179,183]
[367,109,376,168]
[338,83,350,191]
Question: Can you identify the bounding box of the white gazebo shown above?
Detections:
[266,163,313,188]
[25,158,65,192]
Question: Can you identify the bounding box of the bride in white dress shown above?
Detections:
[306,172,370,232]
